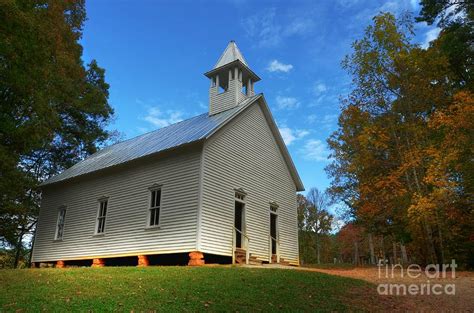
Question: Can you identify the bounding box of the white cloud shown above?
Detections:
[309,81,339,108]
[242,8,280,47]
[337,0,360,7]
[313,82,328,95]
[350,0,414,28]
[306,114,339,131]
[279,127,310,146]
[276,96,300,110]
[422,27,441,49]
[143,107,184,128]
[267,59,294,73]
[283,18,314,37]
[322,113,338,129]
[300,139,330,161]
[305,113,338,130]
[242,8,314,47]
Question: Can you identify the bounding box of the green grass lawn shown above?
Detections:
[0,266,374,312]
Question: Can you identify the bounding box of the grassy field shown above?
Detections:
[0,266,375,312]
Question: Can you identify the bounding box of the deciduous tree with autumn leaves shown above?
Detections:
[327,2,473,268]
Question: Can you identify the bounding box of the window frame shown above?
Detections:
[95,198,109,235]
[270,201,279,214]
[54,206,67,241]
[234,188,247,203]
[147,185,162,228]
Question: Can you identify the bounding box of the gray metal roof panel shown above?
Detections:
[42,95,260,186]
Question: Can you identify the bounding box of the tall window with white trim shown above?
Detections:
[96,199,108,234]
[55,207,66,240]
[149,188,161,227]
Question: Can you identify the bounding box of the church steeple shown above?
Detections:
[205,41,260,115]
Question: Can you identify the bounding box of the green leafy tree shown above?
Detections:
[0,0,114,267]
[417,0,474,90]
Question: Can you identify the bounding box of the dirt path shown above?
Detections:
[300,266,474,312]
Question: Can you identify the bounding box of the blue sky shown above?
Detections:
[81,0,439,197]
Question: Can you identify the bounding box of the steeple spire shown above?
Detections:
[204,41,260,115]
[214,41,248,69]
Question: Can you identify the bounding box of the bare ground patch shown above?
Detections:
[302,266,474,312]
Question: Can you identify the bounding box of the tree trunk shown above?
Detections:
[435,208,445,265]
[393,241,398,264]
[13,227,25,268]
[315,233,320,264]
[27,220,38,268]
[368,233,375,265]
[354,241,359,266]
[404,134,438,265]
[380,235,385,263]
[400,241,408,264]
[423,220,437,264]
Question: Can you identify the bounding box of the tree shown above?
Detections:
[298,188,333,264]
[327,11,473,267]
[417,0,474,90]
[0,0,114,267]
[337,223,364,264]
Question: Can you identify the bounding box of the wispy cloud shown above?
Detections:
[300,139,331,162]
[421,27,441,49]
[336,0,361,8]
[242,8,314,47]
[143,107,184,128]
[198,101,207,110]
[306,113,339,130]
[279,127,310,146]
[322,114,339,130]
[309,80,336,107]
[307,114,318,123]
[267,59,294,73]
[276,95,300,110]
[313,81,328,95]
[347,0,414,30]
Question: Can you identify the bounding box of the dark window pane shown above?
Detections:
[151,191,156,208]
[150,208,156,226]
[156,189,161,207]
[155,208,160,225]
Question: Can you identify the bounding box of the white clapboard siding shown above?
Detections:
[209,79,248,115]
[199,102,299,265]
[31,146,202,262]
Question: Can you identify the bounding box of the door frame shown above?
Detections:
[269,203,279,263]
[234,199,246,248]
[232,189,247,264]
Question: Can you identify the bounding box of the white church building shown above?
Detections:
[31,41,304,267]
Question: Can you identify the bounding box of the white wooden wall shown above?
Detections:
[31,146,202,262]
[209,78,246,115]
[199,102,299,265]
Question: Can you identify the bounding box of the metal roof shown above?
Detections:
[42,95,261,186]
[214,41,248,69]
